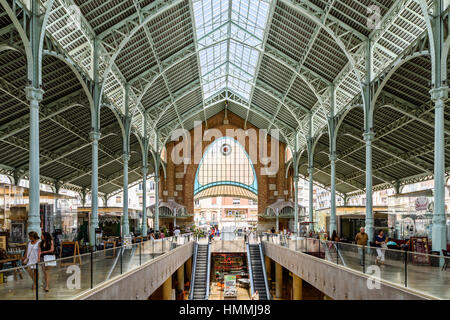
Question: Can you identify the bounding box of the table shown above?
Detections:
[0,255,23,281]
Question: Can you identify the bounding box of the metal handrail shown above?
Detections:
[188,241,199,300]
[246,242,255,297]
[205,241,212,300]
[258,242,271,300]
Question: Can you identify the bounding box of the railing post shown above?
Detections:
[139,242,142,265]
[336,242,339,264]
[90,250,93,289]
[362,246,366,273]
[120,248,123,274]
[35,263,38,301]
[404,251,408,287]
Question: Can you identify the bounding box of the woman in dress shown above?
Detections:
[39,232,54,292]
[22,231,41,290]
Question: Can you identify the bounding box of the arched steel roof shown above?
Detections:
[0,0,448,198]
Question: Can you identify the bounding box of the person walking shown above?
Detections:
[39,232,55,292]
[355,227,368,266]
[22,231,41,290]
[375,230,386,266]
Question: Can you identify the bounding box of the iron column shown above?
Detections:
[142,165,148,236]
[364,131,375,242]
[90,37,101,246]
[329,152,337,236]
[308,166,314,232]
[122,152,130,236]
[431,87,448,252]
[26,87,44,236]
[154,150,160,232]
[90,131,100,245]
[293,136,299,234]
[430,0,448,254]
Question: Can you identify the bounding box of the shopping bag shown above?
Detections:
[44,255,57,267]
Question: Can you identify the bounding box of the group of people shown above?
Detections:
[355,227,396,266]
[22,231,55,292]
[147,228,167,239]
[208,227,219,241]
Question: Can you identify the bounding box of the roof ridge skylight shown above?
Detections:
[193,0,271,100]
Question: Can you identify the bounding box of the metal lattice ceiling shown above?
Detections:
[0,0,449,198]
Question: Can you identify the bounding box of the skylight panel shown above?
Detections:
[193,0,271,101]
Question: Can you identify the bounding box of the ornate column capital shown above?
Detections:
[307,167,314,175]
[430,86,449,102]
[122,152,130,162]
[90,131,101,141]
[363,131,375,142]
[142,166,148,175]
[25,87,44,106]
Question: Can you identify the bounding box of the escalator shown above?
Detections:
[189,242,211,300]
[247,243,270,300]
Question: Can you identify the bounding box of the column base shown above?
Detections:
[432,219,447,252]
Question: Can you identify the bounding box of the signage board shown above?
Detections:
[123,235,132,249]
[224,274,237,298]
[415,197,429,211]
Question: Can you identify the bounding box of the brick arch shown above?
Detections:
[160,110,288,218]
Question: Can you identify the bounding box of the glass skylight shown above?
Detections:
[193,0,271,100]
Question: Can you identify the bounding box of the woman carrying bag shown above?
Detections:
[22,231,41,290]
[39,232,55,292]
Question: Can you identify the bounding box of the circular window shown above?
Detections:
[221,143,232,156]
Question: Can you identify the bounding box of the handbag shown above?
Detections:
[44,255,57,267]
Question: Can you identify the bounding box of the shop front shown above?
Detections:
[388,189,450,246]
[148,200,193,235]
[77,207,141,243]
[0,183,77,244]
[315,206,389,241]
[259,200,305,233]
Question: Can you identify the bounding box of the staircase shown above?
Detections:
[191,244,210,300]
[248,244,270,300]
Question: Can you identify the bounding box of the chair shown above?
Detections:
[442,250,449,271]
